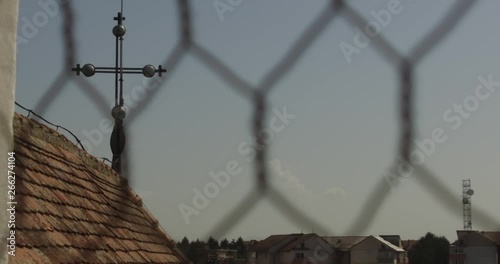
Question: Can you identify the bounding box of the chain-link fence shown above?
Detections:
[15,0,500,245]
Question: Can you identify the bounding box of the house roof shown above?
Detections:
[280,233,317,251]
[243,240,258,249]
[452,231,500,247]
[322,236,367,251]
[249,234,302,252]
[250,233,333,254]
[482,232,500,246]
[401,239,418,251]
[372,236,405,252]
[350,236,404,252]
[10,113,189,263]
[379,235,401,247]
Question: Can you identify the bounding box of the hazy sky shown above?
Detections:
[15,0,500,243]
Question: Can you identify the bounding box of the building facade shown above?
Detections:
[249,233,335,264]
[250,233,410,264]
[449,231,500,264]
[350,236,407,264]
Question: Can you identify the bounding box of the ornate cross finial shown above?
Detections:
[72,9,167,174]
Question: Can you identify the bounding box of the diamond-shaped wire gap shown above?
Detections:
[72,78,111,115]
[127,43,188,123]
[258,0,341,93]
[344,164,398,235]
[267,189,333,235]
[415,166,500,229]
[336,59,413,235]
[204,191,263,240]
[356,0,482,233]
[190,44,255,99]
[32,74,69,116]
[33,74,109,118]
[341,4,402,65]
[409,0,479,64]
[341,1,482,235]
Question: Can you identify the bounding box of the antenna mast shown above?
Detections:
[462,179,474,230]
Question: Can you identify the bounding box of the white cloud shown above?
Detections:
[323,186,347,200]
[270,159,313,197]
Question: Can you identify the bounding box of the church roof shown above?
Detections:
[10,113,189,263]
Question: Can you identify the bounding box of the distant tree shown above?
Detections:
[408,232,450,264]
[176,241,182,252]
[187,239,206,263]
[220,238,230,249]
[178,237,190,256]
[235,237,247,259]
[229,239,237,250]
[207,236,219,249]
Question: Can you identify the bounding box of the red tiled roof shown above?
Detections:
[10,114,189,263]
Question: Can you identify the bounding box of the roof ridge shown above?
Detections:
[13,112,189,262]
[14,113,117,177]
[477,231,500,247]
[139,202,192,263]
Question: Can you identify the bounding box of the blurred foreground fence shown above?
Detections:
[16,0,500,242]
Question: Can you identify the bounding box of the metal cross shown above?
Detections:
[72,11,166,174]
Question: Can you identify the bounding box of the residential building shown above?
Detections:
[379,235,403,248]
[249,233,335,264]
[10,114,189,263]
[449,230,500,264]
[249,234,302,264]
[199,247,240,263]
[401,240,418,252]
[245,240,259,250]
[350,236,407,264]
[322,236,367,264]
[249,233,411,264]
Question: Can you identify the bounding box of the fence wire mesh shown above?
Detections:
[15,0,500,245]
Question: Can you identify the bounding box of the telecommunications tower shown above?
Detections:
[462,179,474,230]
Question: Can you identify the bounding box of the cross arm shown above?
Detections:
[72,63,167,78]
